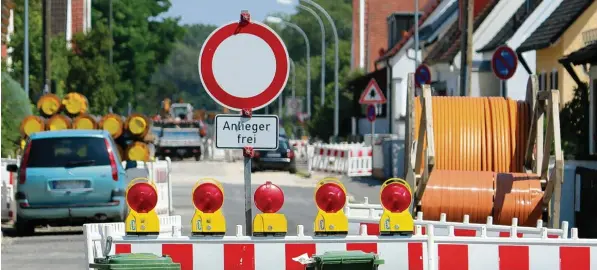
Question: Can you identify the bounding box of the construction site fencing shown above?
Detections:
[345,197,568,239]
[84,217,597,270]
[1,157,19,223]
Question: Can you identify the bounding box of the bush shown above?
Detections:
[559,83,590,159]
[1,72,32,157]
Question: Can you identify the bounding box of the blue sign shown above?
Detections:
[415,64,431,87]
[492,46,518,80]
[367,104,376,122]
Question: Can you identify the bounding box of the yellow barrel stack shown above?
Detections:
[19,92,154,162]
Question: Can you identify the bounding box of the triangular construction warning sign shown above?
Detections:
[359,78,386,104]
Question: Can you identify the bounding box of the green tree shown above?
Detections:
[560,83,590,159]
[7,0,70,101]
[149,24,218,113]
[66,22,125,115]
[92,0,185,112]
[1,73,32,157]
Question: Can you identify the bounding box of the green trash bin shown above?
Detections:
[306,250,385,270]
[89,253,181,270]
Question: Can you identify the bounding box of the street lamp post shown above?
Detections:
[297,5,326,108]
[266,16,311,117]
[277,0,339,137]
[296,0,340,137]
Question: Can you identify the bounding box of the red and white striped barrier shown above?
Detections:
[86,222,597,270]
[310,143,372,177]
[345,197,568,239]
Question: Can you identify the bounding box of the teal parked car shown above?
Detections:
[6,130,129,236]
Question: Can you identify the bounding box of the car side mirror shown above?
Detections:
[6,164,18,172]
[125,160,138,170]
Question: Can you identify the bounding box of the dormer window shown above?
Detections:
[387,13,416,49]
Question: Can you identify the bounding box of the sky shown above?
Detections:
[162,0,298,26]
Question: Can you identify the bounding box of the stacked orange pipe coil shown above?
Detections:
[414,97,542,226]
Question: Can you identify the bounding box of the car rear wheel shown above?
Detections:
[15,216,35,236]
[289,167,297,174]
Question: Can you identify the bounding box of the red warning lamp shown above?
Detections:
[191,178,226,235]
[379,178,414,235]
[380,182,412,213]
[313,178,349,235]
[253,181,287,236]
[315,183,346,213]
[125,179,160,235]
[192,182,224,213]
[254,181,284,213]
[126,182,158,213]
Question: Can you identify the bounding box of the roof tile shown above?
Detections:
[517,0,594,53]
[477,0,543,53]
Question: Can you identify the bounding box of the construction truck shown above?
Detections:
[153,99,206,161]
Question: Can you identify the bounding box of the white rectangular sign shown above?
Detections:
[214,114,279,150]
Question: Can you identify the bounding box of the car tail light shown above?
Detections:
[104,139,118,181]
[287,149,295,159]
[254,151,260,158]
[19,142,32,184]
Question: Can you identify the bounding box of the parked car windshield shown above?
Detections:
[26,137,111,168]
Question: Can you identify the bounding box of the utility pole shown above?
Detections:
[414,0,419,68]
[42,0,51,94]
[459,0,473,96]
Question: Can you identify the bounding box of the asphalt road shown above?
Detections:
[1,160,383,270]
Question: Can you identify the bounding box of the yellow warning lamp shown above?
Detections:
[126,142,150,161]
[72,114,97,130]
[47,114,72,131]
[379,178,414,235]
[19,116,46,138]
[191,178,226,236]
[313,178,349,235]
[253,181,287,236]
[20,139,26,150]
[36,93,62,117]
[62,92,88,116]
[125,113,149,138]
[99,114,124,139]
[125,178,160,235]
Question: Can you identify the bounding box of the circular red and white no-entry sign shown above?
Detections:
[198,21,290,111]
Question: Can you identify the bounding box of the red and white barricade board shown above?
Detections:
[345,197,568,239]
[86,222,597,270]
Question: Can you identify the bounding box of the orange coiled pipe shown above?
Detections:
[415,96,542,225]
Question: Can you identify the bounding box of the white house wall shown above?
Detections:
[387,0,458,119]
[454,0,525,66]
[490,0,563,100]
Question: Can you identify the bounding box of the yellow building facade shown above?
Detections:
[535,1,597,106]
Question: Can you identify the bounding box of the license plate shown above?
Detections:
[52,180,88,190]
[267,153,281,157]
[177,149,186,155]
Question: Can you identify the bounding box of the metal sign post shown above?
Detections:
[367,104,376,167]
[198,11,289,236]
